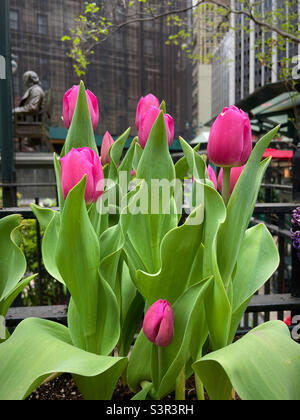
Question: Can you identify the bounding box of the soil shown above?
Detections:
[27,374,201,401]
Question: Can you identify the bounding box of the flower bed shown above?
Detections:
[1,83,300,401]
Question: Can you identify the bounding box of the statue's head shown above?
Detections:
[23,71,40,89]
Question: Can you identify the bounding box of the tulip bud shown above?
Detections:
[101,131,114,165]
[143,299,174,347]
[207,165,217,189]
[207,105,252,167]
[136,94,160,131]
[63,85,99,131]
[138,106,174,149]
[61,147,104,203]
[217,165,245,196]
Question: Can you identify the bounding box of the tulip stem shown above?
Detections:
[222,167,231,206]
[175,365,186,400]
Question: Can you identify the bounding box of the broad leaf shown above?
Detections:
[228,224,280,342]
[193,321,300,400]
[217,126,280,287]
[0,215,26,302]
[0,318,127,400]
[134,205,205,305]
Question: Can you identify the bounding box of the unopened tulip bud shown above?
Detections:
[207,165,217,189]
[143,299,174,347]
[61,147,104,203]
[208,105,252,167]
[138,106,174,149]
[136,94,160,131]
[63,85,99,131]
[101,131,114,165]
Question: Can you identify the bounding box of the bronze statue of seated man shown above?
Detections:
[13,71,46,151]
[13,71,45,115]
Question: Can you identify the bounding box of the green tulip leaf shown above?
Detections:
[0,318,127,400]
[228,224,280,342]
[154,277,213,399]
[127,278,212,399]
[193,321,300,400]
[0,274,37,318]
[125,112,178,273]
[217,126,280,287]
[40,210,64,285]
[0,215,26,302]
[56,176,120,355]
[179,137,206,182]
[108,127,131,182]
[134,204,205,305]
[133,141,143,172]
[30,204,57,232]
[53,153,65,210]
[201,184,231,351]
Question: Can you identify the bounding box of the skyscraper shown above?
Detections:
[210,0,300,117]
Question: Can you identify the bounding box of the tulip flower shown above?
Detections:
[217,165,245,196]
[207,165,217,189]
[207,105,252,168]
[138,106,174,149]
[101,131,114,165]
[63,85,99,131]
[143,299,174,347]
[136,94,160,131]
[61,147,104,203]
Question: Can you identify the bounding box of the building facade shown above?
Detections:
[210,0,300,117]
[191,0,230,136]
[9,0,193,143]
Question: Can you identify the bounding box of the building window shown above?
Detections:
[10,10,18,30]
[37,14,48,35]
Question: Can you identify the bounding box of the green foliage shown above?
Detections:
[20,219,66,306]
[0,81,299,401]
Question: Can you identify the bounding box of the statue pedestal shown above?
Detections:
[0,153,57,205]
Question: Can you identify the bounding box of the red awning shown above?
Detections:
[263,149,294,160]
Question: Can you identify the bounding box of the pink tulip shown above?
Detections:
[136,94,160,131]
[138,106,174,149]
[143,299,174,347]
[61,147,104,203]
[207,165,217,189]
[101,131,114,165]
[207,105,252,167]
[63,85,99,131]
[217,165,245,196]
